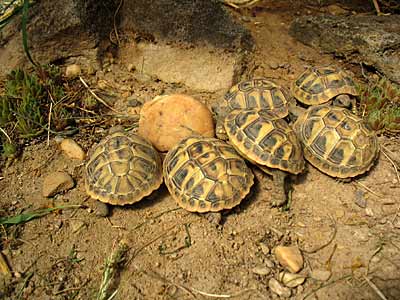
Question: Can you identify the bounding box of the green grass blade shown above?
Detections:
[0,205,82,225]
[21,0,37,67]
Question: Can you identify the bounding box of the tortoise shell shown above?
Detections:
[293,105,379,178]
[163,136,254,213]
[224,109,304,174]
[85,129,162,205]
[292,66,358,105]
[218,78,289,119]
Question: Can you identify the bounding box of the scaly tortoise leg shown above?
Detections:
[270,169,287,207]
[258,166,288,207]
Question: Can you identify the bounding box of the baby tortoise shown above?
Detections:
[85,126,163,205]
[290,105,379,178]
[215,78,290,139]
[163,135,254,213]
[224,109,305,206]
[292,66,358,111]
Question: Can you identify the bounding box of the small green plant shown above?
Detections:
[0,66,75,159]
[357,77,400,133]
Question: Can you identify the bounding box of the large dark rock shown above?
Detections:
[0,0,117,72]
[121,0,253,50]
[289,15,400,83]
[0,0,253,78]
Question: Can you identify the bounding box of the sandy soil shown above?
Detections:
[1,1,399,300]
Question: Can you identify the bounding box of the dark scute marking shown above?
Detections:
[281,160,289,169]
[348,154,357,166]
[295,72,309,86]
[306,94,312,101]
[271,89,285,106]
[253,147,262,158]
[207,189,220,203]
[243,121,262,140]
[193,142,203,155]
[309,83,324,94]
[137,157,153,173]
[258,94,269,108]
[199,201,206,208]
[173,168,188,187]
[330,147,344,164]
[237,132,244,142]
[260,153,269,161]
[326,78,344,89]
[209,162,217,171]
[341,120,351,131]
[185,177,195,190]
[168,156,179,172]
[189,198,196,206]
[137,144,154,157]
[260,135,277,149]
[304,120,316,139]
[211,202,220,208]
[246,95,258,108]
[235,111,251,127]
[314,135,327,154]
[192,184,204,198]
[203,153,209,159]
[301,77,314,91]
[227,120,237,134]
[320,67,335,75]
[110,136,124,149]
[328,111,339,122]
[244,140,252,150]
[275,146,285,159]
[229,97,241,109]
[270,158,280,165]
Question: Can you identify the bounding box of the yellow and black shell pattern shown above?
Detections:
[292,66,358,105]
[85,129,163,205]
[224,109,304,174]
[163,136,254,213]
[293,105,379,178]
[220,78,289,118]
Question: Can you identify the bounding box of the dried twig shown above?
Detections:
[303,274,352,300]
[112,0,123,45]
[140,269,196,299]
[53,279,89,296]
[353,181,383,198]
[47,102,53,146]
[362,275,388,300]
[190,287,257,298]
[79,76,119,113]
[141,269,258,299]
[301,215,337,254]
[0,127,12,143]
[381,148,400,184]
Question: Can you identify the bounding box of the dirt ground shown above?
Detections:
[1,1,400,300]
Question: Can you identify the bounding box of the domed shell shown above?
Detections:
[85,130,162,205]
[293,105,379,178]
[163,136,254,213]
[224,109,304,174]
[219,78,289,119]
[292,66,358,105]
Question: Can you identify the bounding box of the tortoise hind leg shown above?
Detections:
[258,166,287,207]
[270,170,287,207]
